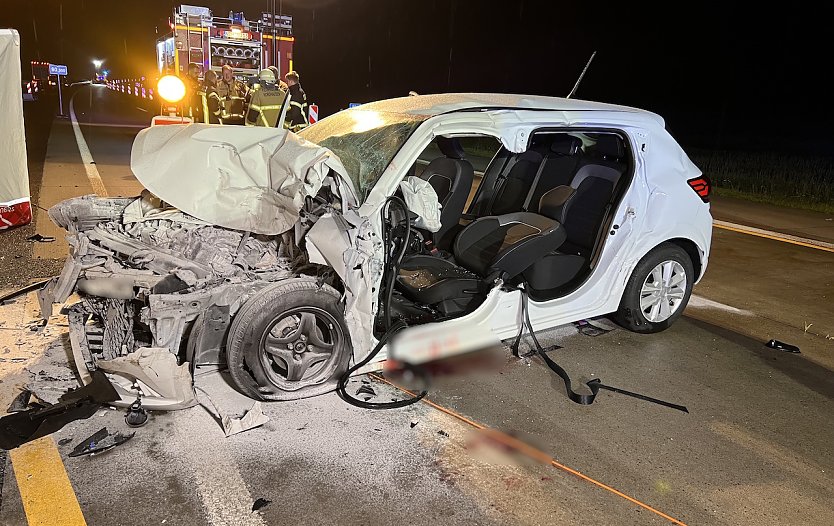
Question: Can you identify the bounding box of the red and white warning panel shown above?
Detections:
[1,29,32,230]
[308,103,319,125]
[151,115,194,126]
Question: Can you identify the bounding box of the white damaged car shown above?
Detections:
[40,93,712,409]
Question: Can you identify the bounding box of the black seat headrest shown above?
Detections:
[550,136,582,156]
[437,136,466,160]
[590,135,624,160]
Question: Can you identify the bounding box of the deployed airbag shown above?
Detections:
[399,176,442,232]
[130,124,352,235]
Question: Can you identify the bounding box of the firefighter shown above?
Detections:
[244,69,286,127]
[284,70,308,131]
[198,70,222,124]
[185,63,202,121]
[216,64,248,125]
[268,66,289,93]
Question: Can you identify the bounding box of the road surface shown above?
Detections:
[1,85,832,526]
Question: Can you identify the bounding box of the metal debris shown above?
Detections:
[26,234,55,243]
[765,339,800,353]
[68,427,135,457]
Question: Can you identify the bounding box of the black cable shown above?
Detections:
[335,320,429,409]
[336,196,428,409]
[380,196,410,330]
[512,283,688,412]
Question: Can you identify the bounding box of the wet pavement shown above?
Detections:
[1,85,833,526]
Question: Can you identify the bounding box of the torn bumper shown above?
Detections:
[41,195,295,410]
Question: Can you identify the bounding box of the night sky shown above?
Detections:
[2,1,831,155]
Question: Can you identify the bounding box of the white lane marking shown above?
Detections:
[136,106,148,113]
[169,407,267,526]
[69,91,108,197]
[71,121,147,129]
[687,294,753,316]
[714,219,834,252]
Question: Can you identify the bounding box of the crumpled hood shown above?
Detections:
[131,124,354,235]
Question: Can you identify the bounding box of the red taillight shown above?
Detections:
[687,176,711,202]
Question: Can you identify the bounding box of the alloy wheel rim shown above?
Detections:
[639,260,687,323]
[259,307,343,390]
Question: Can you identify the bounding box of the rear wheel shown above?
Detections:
[614,243,694,333]
[226,279,352,400]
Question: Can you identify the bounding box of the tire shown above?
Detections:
[226,278,353,401]
[613,242,694,334]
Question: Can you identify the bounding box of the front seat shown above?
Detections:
[417,137,474,250]
[397,211,567,316]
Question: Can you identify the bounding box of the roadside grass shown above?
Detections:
[689,149,834,214]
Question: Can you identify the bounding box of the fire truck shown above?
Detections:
[156,5,295,79]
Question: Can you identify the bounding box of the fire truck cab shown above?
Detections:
[156,5,294,80]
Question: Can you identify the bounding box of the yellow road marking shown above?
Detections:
[713,221,834,253]
[9,436,87,526]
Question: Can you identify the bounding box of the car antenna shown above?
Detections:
[566,51,597,99]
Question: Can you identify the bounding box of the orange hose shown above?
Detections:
[370,373,689,526]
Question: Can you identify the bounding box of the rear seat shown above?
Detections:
[523,135,583,212]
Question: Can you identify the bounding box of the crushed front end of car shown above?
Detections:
[39,124,361,409]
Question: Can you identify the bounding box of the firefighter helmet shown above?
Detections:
[258,69,276,84]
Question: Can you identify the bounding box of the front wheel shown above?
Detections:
[614,243,694,333]
[226,279,353,401]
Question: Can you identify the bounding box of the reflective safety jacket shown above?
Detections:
[185,76,202,122]
[216,78,248,125]
[199,83,222,124]
[286,83,308,131]
[245,83,286,127]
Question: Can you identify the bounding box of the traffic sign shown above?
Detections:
[308,104,319,124]
[48,63,68,76]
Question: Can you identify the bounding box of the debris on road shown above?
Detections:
[25,233,55,243]
[196,386,270,437]
[7,389,35,413]
[438,430,450,438]
[125,398,149,427]
[356,384,377,400]
[765,339,801,353]
[68,427,135,457]
[252,498,272,512]
[410,420,419,428]
[57,437,73,446]
[575,318,615,337]
[0,370,119,450]
[26,344,81,405]
[220,402,269,437]
[0,278,52,306]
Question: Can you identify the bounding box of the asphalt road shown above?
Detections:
[1,86,832,526]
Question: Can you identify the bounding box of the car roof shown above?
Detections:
[359,93,664,124]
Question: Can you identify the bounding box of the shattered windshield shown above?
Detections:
[299,110,427,201]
